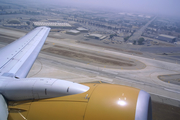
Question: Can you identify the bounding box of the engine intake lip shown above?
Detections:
[135,90,152,120]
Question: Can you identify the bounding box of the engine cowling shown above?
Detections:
[0,78,89,100]
[8,83,152,120]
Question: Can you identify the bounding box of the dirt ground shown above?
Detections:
[0,34,18,44]
[42,43,146,69]
[42,47,134,66]
[158,74,180,85]
[77,40,143,55]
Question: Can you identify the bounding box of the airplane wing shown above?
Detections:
[0,26,51,78]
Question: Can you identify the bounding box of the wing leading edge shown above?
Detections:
[0,26,51,78]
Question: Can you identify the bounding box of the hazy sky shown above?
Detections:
[46,0,180,16]
[2,0,180,17]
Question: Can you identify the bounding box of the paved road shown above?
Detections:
[129,16,156,41]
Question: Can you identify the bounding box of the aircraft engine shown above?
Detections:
[8,83,152,120]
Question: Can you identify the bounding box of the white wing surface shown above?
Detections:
[0,26,51,78]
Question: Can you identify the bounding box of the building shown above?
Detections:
[47,19,60,22]
[3,23,28,27]
[85,33,107,40]
[158,34,176,43]
[66,30,80,35]
[76,27,88,32]
[33,22,72,28]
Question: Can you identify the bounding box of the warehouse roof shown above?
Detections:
[88,34,103,38]
[67,30,80,34]
[33,22,71,27]
[159,34,176,39]
[76,27,88,31]
[85,33,107,40]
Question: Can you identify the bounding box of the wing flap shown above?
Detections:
[0,27,51,78]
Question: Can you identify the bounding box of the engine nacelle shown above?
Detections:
[8,83,152,120]
[0,78,89,100]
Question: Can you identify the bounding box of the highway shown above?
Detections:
[129,16,157,41]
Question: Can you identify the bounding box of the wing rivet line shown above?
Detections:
[0,28,45,70]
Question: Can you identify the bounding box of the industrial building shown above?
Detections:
[66,30,80,35]
[33,22,72,28]
[158,34,176,43]
[85,33,107,40]
[76,27,88,32]
[3,23,28,27]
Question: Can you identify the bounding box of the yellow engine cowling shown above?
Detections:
[8,83,152,120]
